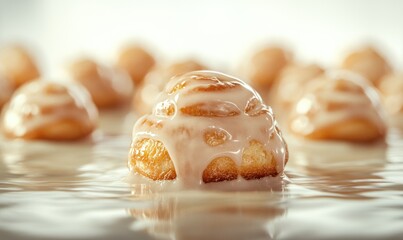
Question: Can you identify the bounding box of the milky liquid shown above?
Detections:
[1,109,403,240]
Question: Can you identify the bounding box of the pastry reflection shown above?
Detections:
[127,190,286,240]
[287,138,387,199]
[0,134,128,191]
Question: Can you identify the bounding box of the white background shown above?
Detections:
[0,0,402,77]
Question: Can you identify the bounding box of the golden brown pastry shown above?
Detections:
[240,46,290,97]
[68,58,133,108]
[133,59,206,114]
[0,73,14,108]
[342,46,390,86]
[288,70,387,142]
[0,45,40,88]
[116,44,155,84]
[378,73,403,115]
[1,81,98,140]
[274,63,324,110]
[128,71,288,188]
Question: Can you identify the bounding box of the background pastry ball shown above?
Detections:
[342,46,391,86]
[116,44,155,84]
[1,81,98,140]
[68,58,133,108]
[0,73,15,108]
[133,59,206,115]
[274,63,324,110]
[129,71,288,186]
[0,45,40,88]
[288,70,386,142]
[240,46,290,92]
[378,73,403,115]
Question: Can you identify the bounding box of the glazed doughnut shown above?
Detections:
[133,59,206,114]
[240,46,290,97]
[288,70,387,142]
[378,73,403,115]
[116,44,155,84]
[0,73,14,108]
[0,45,40,88]
[274,63,324,110]
[68,58,133,108]
[342,46,390,86]
[129,71,288,188]
[1,81,98,140]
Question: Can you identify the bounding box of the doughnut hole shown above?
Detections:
[240,140,277,180]
[202,157,238,183]
[129,138,176,180]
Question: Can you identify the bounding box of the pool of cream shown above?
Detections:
[0,109,403,240]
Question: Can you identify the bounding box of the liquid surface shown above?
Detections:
[1,108,403,240]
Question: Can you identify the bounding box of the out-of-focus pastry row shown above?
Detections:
[0,42,402,143]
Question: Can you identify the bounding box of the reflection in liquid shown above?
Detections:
[0,110,403,239]
[287,136,388,199]
[127,190,286,240]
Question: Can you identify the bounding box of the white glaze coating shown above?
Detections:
[130,70,288,189]
[1,80,98,137]
[288,70,387,136]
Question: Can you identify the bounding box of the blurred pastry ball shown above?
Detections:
[274,63,324,110]
[378,73,403,115]
[240,46,290,94]
[0,45,40,88]
[133,59,206,115]
[129,71,288,186]
[0,73,15,108]
[1,81,98,140]
[341,46,391,86]
[288,70,386,142]
[68,58,133,109]
[116,44,155,85]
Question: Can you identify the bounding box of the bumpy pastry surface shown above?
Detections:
[240,46,290,94]
[133,59,206,114]
[68,58,133,108]
[288,70,387,142]
[0,45,40,88]
[378,73,403,115]
[116,45,155,84]
[342,46,390,86]
[1,81,98,140]
[129,71,288,187]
